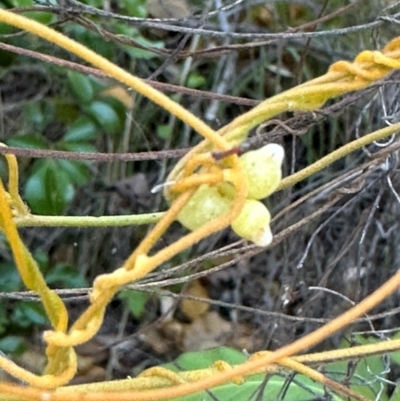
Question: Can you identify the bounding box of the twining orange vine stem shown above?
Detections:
[31,337,399,394]
[0,10,225,151]
[1,147,27,215]
[0,175,75,388]
[1,6,400,401]
[167,38,400,190]
[0,270,399,401]
[43,159,247,347]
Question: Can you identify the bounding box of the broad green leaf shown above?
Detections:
[23,100,54,129]
[327,335,389,401]
[167,375,344,401]
[67,71,94,104]
[25,160,75,215]
[55,160,91,186]
[389,382,400,401]
[187,72,206,89]
[0,262,22,292]
[0,336,26,355]
[167,347,246,371]
[115,25,164,60]
[45,165,75,214]
[25,11,56,24]
[24,168,46,214]
[46,263,88,289]
[86,100,121,134]
[0,307,9,335]
[9,0,32,5]
[64,116,98,142]
[163,348,344,401]
[119,289,148,319]
[0,23,14,36]
[27,158,48,175]
[123,35,165,60]
[157,124,172,140]
[11,302,47,328]
[77,29,115,59]
[388,331,400,365]
[23,101,44,126]
[121,0,147,17]
[61,141,97,153]
[34,250,49,274]
[6,134,47,149]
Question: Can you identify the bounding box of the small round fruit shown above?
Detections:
[177,184,231,231]
[240,143,284,200]
[231,199,272,246]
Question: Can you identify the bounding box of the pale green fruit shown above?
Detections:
[240,143,284,200]
[231,199,272,246]
[177,184,231,231]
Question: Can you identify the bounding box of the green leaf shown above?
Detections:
[167,375,344,401]
[55,160,90,186]
[0,336,26,355]
[64,116,98,142]
[389,382,400,401]
[119,289,148,319]
[24,160,75,215]
[187,72,206,89]
[61,142,97,153]
[327,335,389,401]
[115,25,164,60]
[162,347,344,401]
[10,0,32,6]
[67,71,94,104]
[0,23,14,36]
[33,250,49,274]
[75,28,115,59]
[85,100,121,134]
[156,124,172,140]
[124,36,165,60]
[6,134,48,149]
[0,307,9,335]
[25,11,56,24]
[389,330,400,365]
[24,168,46,213]
[11,302,47,328]
[121,0,147,17]
[23,101,44,126]
[23,100,54,129]
[166,347,246,371]
[45,263,88,288]
[0,261,22,292]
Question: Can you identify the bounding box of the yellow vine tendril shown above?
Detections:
[0,7,400,401]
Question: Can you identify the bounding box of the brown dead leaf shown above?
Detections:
[182,311,232,351]
[147,0,190,19]
[141,327,174,355]
[100,85,133,109]
[14,350,46,375]
[75,338,109,365]
[252,6,273,28]
[180,280,210,321]
[71,355,106,385]
[289,4,307,22]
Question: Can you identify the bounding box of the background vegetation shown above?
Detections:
[1,0,400,399]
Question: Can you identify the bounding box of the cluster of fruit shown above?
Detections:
[176,144,284,246]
